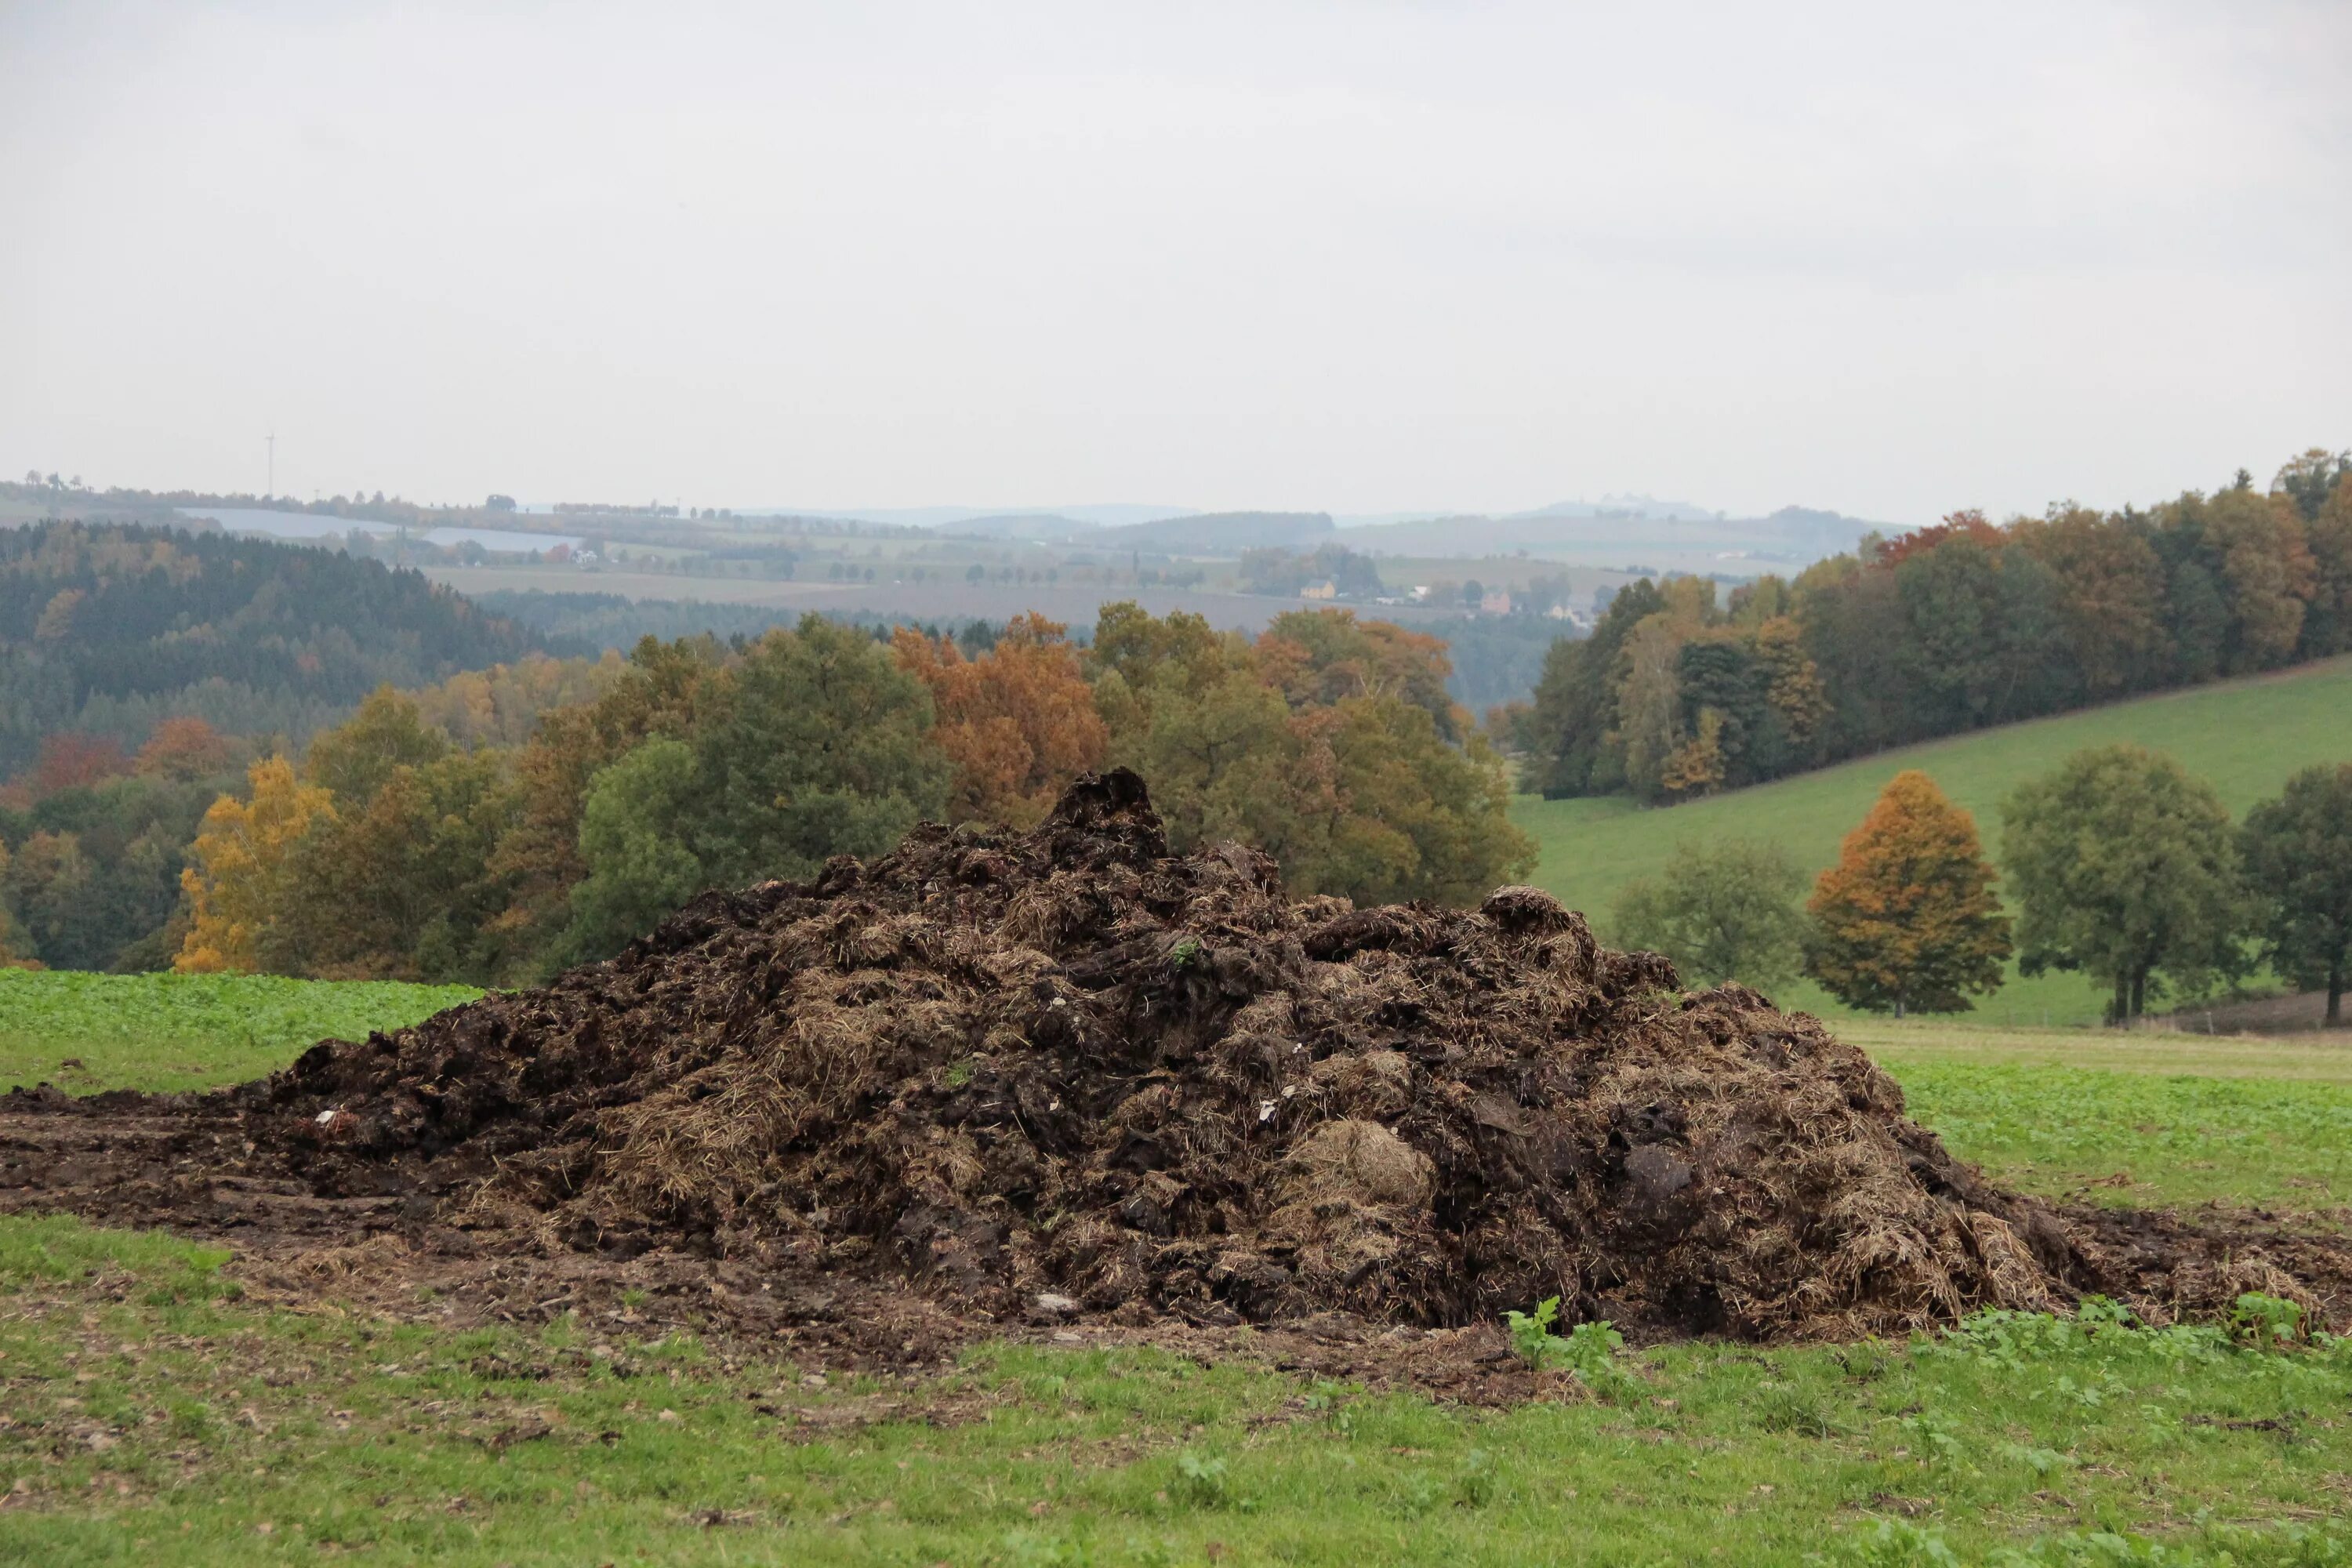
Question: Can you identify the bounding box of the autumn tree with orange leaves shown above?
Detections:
[27,732,128,799]
[134,717,235,782]
[1805,770,2012,1016]
[892,613,1107,829]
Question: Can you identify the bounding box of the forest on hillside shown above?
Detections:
[1513,451,2352,803]
[0,523,546,776]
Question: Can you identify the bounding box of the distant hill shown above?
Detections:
[939,514,1103,544]
[468,589,996,652]
[1514,653,2352,1028]
[1505,494,1720,523]
[925,509,1343,550]
[0,521,547,775]
[773,503,1192,532]
[1091,511,1335,554]
[1344,504,1884,565]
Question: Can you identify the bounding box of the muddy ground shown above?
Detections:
[5,1091,2347,1406]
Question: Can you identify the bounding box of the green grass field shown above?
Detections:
[1512,654,2352,1029]
[0,971,481,1094]
[5,981,2352,1564]
[5,1214,2350,1566]
[1854,1020,2352,1214]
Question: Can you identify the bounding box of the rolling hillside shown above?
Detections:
[1512,652,2352,1027]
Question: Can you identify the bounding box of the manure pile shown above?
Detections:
[232,769,2114,1341]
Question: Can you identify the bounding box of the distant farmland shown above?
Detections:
[425,564,1499,638]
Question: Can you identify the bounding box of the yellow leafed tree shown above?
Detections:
[175,757,336,973]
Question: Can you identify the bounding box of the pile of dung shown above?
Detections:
[245,770,2089,1341]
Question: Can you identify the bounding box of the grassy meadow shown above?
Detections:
[0,971,481,1095]
[2,973,2351,1563]
[5,1211,2350,1566]
[1857,1021,2352,1215]
[1512,652,2352,1028]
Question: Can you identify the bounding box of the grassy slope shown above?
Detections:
[1511,654,2352,1028]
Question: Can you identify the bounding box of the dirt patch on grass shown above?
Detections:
[5,770,2349,1381]
[2057,1203,2352,1327]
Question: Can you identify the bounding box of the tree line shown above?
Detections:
[1515,451,2352,803]
[17,605,1530,983]
[477,589,1570,729]
[1618,750,2352,1026]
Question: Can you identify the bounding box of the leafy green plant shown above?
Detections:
[1850,1519,1965,1567]
[1897,1409,1970,1470]
[1503,1297,1630,1392]
[1928,1301,2236,1375]
[2229,1292,2306,1350]
[1302,1379,1356,1436]
[2051,1372,2122,1410]
[1502,1294,1565,1367]
[1167,936,1202,971]
[1936,1307,2099,1369]
[2074,1295,2136,1334]
[1173,1449,1231,1508]
[1560,1319,1627,1377]
[1996,1442,2078,1478]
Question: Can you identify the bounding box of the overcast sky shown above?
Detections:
[5,1,2348,527]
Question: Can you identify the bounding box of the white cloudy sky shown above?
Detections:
[5,0,2347,525]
